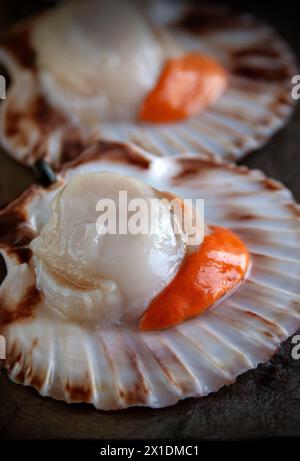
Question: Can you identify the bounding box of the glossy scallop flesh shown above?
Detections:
[0,0,297,167]
[0,141,300,410]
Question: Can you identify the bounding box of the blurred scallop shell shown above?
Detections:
[0,140,300,410]
[0,0,297,167]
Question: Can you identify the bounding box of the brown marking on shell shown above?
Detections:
[286,203,300,217]
[4,94,67,161]
[65,381,92,402]
[276,92,292,106]
[0,285,42,328]
[232,137,247,150]
[4,107,30,147]
[172,158,220,183]
[228,212,258,221]
[244,310,284,338]
[270,92,293,119]
[118,339,150,406]
[147,339,196,394]
[231,63,291,83]
[254,133,266,144]
[118,381,150,406]
[263,178,284,191]
[58,127,95,167]
[290,300,300,316]
[230,40,293,83]
[99,334,151,406]
[0,187,39,262]
[173,165,204,183]
[1,27,36,70]
[263,331,274,339]
[172,157,248,184]
[232,47,282,60]
[28,372,45,390]
[29,95,67,134]
[6,247,33,264]
[0,208,34,247]
[62,140,151,172]
[0,190,39,263]
[173,4,244,35]
[4,340,45,389]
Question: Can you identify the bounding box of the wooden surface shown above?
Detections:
[1,1,300,440]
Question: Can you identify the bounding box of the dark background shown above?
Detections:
[0,0,300,440]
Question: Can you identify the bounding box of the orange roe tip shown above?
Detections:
[140,226,249,331]
[139,52,228,123]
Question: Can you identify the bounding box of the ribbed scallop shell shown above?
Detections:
[0,1,297,167]
[0,140,300,410]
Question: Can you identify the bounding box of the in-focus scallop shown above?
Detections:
[0,141,300,410]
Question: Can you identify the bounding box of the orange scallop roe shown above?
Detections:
[140,226,249,331]
[138,52,228,123]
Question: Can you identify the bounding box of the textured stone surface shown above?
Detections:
[0,0,300,439]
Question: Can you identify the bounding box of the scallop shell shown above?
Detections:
[0,140,300,410]
[0,1,297,167]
